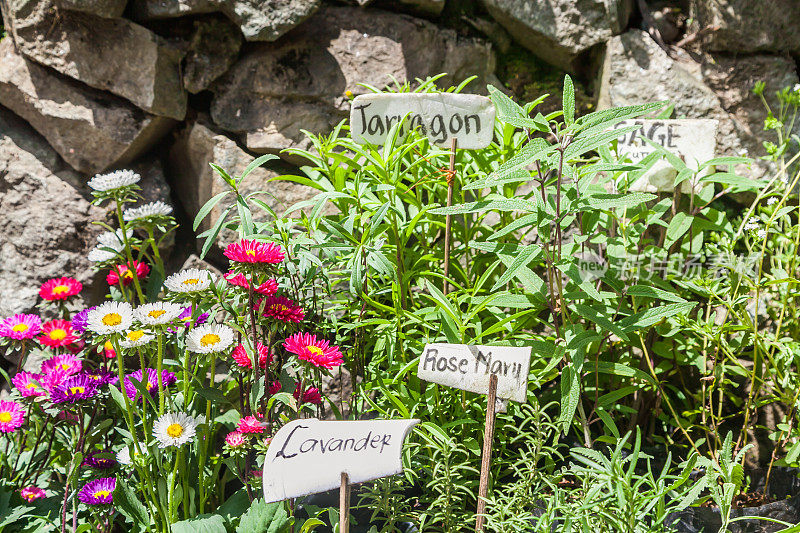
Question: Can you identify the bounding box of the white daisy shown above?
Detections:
[87,247,117,263]
[185,324,234,354]
[97,229,133,252]
[119,328,155,348]
[88,169,141,192]
[133,302,184,326]
[116,445,145,466]
[153,412,199,449]
[123,201,173,222]
[86,302,134,335]
[164,269,217,294]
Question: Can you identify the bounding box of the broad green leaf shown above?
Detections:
[626,285,687,303]
[236,499,289,533]
[173,514,228,533]
[579,192,657,211]
[113,481,150,528]
[664,213,694,249]
[491,244,543,292]
[618,302,696,332]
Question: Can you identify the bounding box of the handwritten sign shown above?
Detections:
[418,344,531,403]
[613,119,718,193]
[350,93,495,149]
[262,418,419,503]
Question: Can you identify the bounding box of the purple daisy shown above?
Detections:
[122,368,176,401]
[77,477,115,505]
[82,450,118,470]
[83,369,118,386]
[50,374,99,404]
[70,307,95,334]
[167,306,210,334]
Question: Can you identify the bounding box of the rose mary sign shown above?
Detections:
[263,418,419,503]
[350,93,495,149]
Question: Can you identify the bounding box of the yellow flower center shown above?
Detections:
[182,278,200,285]
[122,271,134,280]
[60,363,71,371]
[166,423,184,438]
[245,249,256,256]
[146,381,154,390]
[12,323,29,333]
[0,412,11,423]
[52,285,70,295]
[307,346,324,357]
[50,329,67,341]
[69,386,85,394]
[102,313,122,326]
[104,341,114,351]
[93,490,111,499]
[128,330,145,341]
[148,309,166,319]
[275,305,288,313]
[200,333,220,346]
[26,382,36,389]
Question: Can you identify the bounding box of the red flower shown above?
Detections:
[39,277,82,301]
[223,239,284,265]
[268,380,282,395]
[107,261,150,287]
[260,296,304,323]
[224,271,279,296]
[283,332,343,369]
[38,320,78,348]
[230,343,272,369]
[237,415,264,434]
[293,383,322,405]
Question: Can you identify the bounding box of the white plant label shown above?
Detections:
[263,418,419,503]
[350,93,496,149]
[418,344,531,403]
[612,119,718,193]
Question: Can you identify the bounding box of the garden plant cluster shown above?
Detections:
[1,74,800,532]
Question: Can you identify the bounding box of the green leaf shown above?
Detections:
[193,191,230,231]
[113,480,150,528]
[579,192,657,211]
[563,75,575,125]
[430,198,538,214]
[626,285,687,303]
[664,213,694,249]
[618,302,696,332]
[587,361,657,388]
[487,84,526,120]
[200,205,234,259]
[239,154,278,184]
[573,304,629,341]
[558,364,580,432]
[236,498,289,533]
[480,139,558,186]
[490,244,543,292]
[173,514,228,533]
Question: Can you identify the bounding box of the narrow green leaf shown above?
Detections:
[563,75,575,125]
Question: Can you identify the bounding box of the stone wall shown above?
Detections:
[0,0,798,315]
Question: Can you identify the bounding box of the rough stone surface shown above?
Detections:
[0,108,105,317]
[132,0,321,41]
[2,0,187,119]
[482,0,632,72]
[597,30,800,179]
[167,118,316,251]
[0,39,175,174]
[182,17,243,94]
[55,0,127,17]
[690,0,800,54]
[210,5,497,158]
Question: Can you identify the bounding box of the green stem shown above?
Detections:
[157,333,165,416]
[115,201,146,303]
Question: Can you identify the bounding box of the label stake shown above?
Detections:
[475,373,498,532]
[340,472,350,533]
[443,137,457,295]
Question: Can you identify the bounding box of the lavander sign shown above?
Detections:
[263,418,419,503]
[350,93,496,149]
[418,344,532,403]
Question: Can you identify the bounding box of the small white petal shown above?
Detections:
[185,324,234,354]
[164,269,216,294]
[88,170,141,192]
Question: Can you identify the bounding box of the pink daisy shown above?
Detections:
[224,239,284,265]
[260,296,305,323]
[38,320,78,349]
[39,277,82,301]
[20,486,46,502]
[107,261,150,287]
[12,372,45,398]
[268,380,282,395]
[225,431,246,448]
[237,415,264,434]
[39,368,70,393]
[40,353,82,377]
[283,332,343,369]
[0,314,42,340]
[0,401,25,432]
[224,271,279,296]
[293,383,323,405]
[230,343,271,370]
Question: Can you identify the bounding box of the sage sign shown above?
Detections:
[263,418,419,503]
[418,343,531,403]
[350,93,495,149]
[613,119,718,193]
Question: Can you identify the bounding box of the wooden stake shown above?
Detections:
[339,472,350,533]
[443,138,457,295]
[475,373,498,532]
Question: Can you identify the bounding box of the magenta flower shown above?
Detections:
[260,296,305,323]
[0,314,42,340]
[224,239,284,265]
[283,332,343,369]
[70,307,95,334]
[293,383,323,405]
[237,415,264,434]
[123,368,176,401]
[12,372,45,398]
[0,400,25,432]
[20,486,46,502]
[82,450,118,470]
[50,374,100,404]
[77,477,115,505]
[40,354,82,377]
[225,431,246,448]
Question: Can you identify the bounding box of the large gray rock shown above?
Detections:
[1,0,187,119]
[0,39,175,174]
[167,118,316,252]
[183,17,243,94]
[132,0,321,42]
[55,0,127,17]
[482,0,632,72]
[597,30,800,179]
[0,108,105,316]
[210,5,496,159]
[690,0,800,54]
